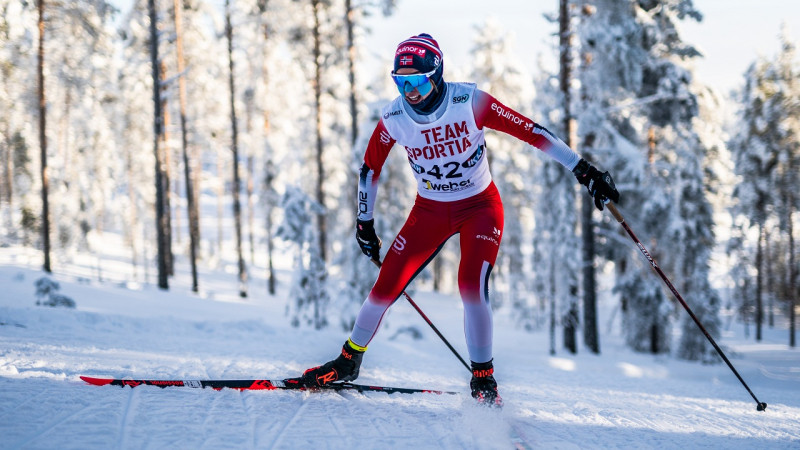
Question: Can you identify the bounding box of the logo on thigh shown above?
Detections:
[475,227,501,246]
[391,234,407,254]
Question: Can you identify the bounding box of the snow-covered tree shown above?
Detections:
[577,0,720,359]
[530,56,581,353]
[277,186,329,329]
[469,17,536,314]
[0,0,39,245]
[730,28,800,346]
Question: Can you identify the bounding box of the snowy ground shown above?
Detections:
[1,246,799,449]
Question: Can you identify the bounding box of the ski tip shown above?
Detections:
[80,376,113,386]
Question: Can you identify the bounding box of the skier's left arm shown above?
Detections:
[472,90,620,210]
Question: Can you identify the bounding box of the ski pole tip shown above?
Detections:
[757,402,767,412]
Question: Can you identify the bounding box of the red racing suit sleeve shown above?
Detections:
[358,119,396,221]
[472,89,580,170]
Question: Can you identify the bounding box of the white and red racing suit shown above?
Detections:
[350,82,580,363]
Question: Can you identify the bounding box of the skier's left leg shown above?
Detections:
[456,185,504,406]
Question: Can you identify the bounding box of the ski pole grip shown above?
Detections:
[607,202,624,223]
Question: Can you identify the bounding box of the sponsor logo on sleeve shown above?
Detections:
[490,102,532,128]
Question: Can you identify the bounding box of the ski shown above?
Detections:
[79,375,457,395]
[508,420,535,450]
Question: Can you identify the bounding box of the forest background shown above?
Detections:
[1,0,798,362]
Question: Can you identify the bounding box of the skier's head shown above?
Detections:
[392,33,445,114]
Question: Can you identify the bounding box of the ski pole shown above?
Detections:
[370,258,472,372]
[606,203,767,412]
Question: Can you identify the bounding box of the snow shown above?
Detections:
[1,249,799,449]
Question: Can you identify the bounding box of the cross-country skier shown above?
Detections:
[292,33,619,406]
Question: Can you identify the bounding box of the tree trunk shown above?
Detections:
[173,0,199,293]
[1,124,11,205]
[581,194,599,353]
[646,127,661,353]
[265,159,276,295]
[124,144,140,282]
[563,303,578,354]
[244,93,256,267]
[582,135,599,354]
[259,7,276,295]
[159,60,174,277]
[559,0,579,353]
[226,0,247,298]
[312,0,327,262]
[345,0,358,147]
[549,255,557,355]
[37,0,51,273]
[433,255,442,291]
[216,152,224,257]
[787,193,796,348]
[765,228,774,327]
[755,223,764,341]
[148,0,168,290]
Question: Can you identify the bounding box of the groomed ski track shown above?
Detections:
[1,264,799,449]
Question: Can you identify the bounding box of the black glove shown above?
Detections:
[573,158,620,211]
[356,219,382,261]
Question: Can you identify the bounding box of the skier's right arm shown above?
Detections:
[356,120,395,261]
[357,120,395,222]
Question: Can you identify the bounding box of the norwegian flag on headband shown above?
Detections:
[395,34,443,59]
[393,33,443,73]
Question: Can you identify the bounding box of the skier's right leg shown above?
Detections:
[350,198,452,348]
[295,197,450,387]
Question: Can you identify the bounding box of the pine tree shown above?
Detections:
[171,0,199,293]
[469,18,535,314]
[147,0,169,290]
[37,0,51,273]
[577,0,718,358]
[731,29,800,346]
[225,0,248,297]
[1,1,45,247]
[277,186,329,329]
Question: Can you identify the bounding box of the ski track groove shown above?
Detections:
[9,401,93,449]
[333,391,385,447]
[117,385,139,450]
[200,388,226,445]
[267,395,308,449]
[0,387,51,423]
[239,391,257,450]
[508,419,535,450]
[337,389,463,449]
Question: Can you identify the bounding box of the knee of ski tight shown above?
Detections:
[459,260,494,305]
[366,290,398,307]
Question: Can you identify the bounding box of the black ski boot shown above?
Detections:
[296,339,365,388]
[470,360,502,407]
